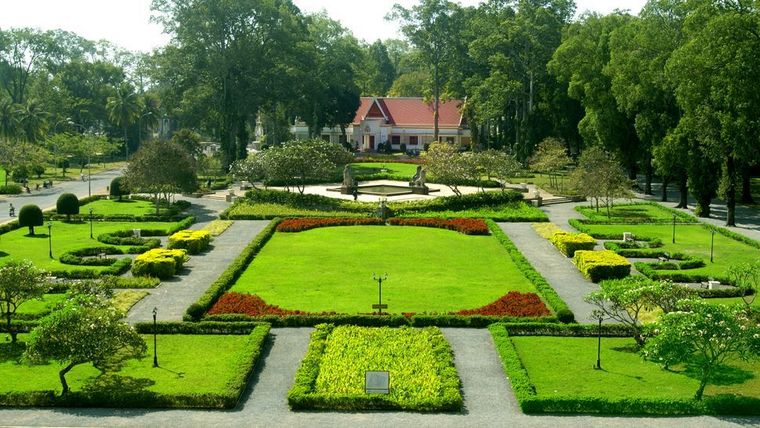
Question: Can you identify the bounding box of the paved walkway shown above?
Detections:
[498,223,600,323]
[126,220,269,323]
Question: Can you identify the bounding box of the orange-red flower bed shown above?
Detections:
[208,292,335,316]
[454,291,551,317]
[277,217,385,232]
[389,218,489,235]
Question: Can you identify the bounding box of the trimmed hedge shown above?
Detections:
[572,250,631,283]
[550,231,596,257]
[0,184,23,194]
[134,321,269,335]
[388,217,490,235]
[488,323,760,415]
[277,217,385,232]
[49,257,131,279]
[185,219,281,321]
[0,324,270,409]
[634,262,729,284]
[575,202,698,223]
[487,220,575,323]
[132,248,188,279]
[168,229,211,254]
[59,247,123,266]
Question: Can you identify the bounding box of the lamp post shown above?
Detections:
[152,307,159,368]
[672,215,676,244]
[372,273,388,315]
[594,316,603,370]
[89,207,94,239]
[47,222,53,259]
[710,229,715,263]
[87,153,91,197]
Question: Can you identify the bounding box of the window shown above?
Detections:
[446,137,455,144]
[409,136,419,146]
[391,135,400,145]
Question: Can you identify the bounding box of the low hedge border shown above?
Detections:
[201,313,557,327]
[634,262,729,284]
[575,202,698,224]
[287,324,463,412]
[59,247,123,266]
[487,220,575,323]
[134,321,269,335]
[185,219,281,321]
[49,257,131,279]
[44,196,191,222]
[488,323,760,415]
[0,323,270,409]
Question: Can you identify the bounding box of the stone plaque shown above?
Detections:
[365,371,390,394]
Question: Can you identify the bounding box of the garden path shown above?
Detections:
[498,222,600,323]
[0,327,750,427]
[126,219,269,324]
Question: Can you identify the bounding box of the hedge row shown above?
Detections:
[277,217,385,232]
[486,220,575,323]
[132,248,188,279]
[287,324,463,412]
[49,257,131,279]
[0,324,270,409]
[388,217,490,235]
[550,231,596,257]
[185,219,281,321]
[572,250,631,283]
[168,229,211,254]
[634,262,729,284]
[59,247,123,266]
[488,323,760,415]
[390,191,524,214]
[575,202,698,224]
[134,321,270,335]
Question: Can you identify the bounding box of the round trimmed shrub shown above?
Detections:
[110,177,130,201]
[56,193,80,220]
[19,204,43,235]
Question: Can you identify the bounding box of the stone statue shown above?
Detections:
[410,165,426,187]
[342,165,355,188]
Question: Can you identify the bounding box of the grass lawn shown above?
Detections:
[511,336,760,400]
[574,223,758,281]
[289,325,461,411]
[229,225,538,313]
[15,294,67,318]
[81,199,157,216]
[577,203,693,222]
[0,219,183,272]
[398,202,548,222]
[351,162,419,181]
[112,290,149,313]
[0,334,262,395]
[708,296,760,308]
[224,202,367,219]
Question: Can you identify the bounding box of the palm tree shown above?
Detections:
[106,83,140,160]
[16,99,49,143]
[0,98,19,140]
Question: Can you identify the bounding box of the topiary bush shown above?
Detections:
[167,230,211,254]
[110,176,130,201]
[132,248,189,279]
[550,231,596,257]
[56,193,79,221]
[18,205,43,235]
[572,250,631,283]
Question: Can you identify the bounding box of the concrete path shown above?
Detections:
[126,220,268,323]
[0,327,752,427]
[498,223,600,323]
[0,169,122,224]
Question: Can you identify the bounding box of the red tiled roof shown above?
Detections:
[352,97,464,127]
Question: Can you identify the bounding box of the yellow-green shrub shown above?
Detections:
[572,250,630,282]
[168,229,211,254]
[132,248,189,279]
[550,231,596,257]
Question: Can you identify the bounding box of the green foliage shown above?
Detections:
[572,250,631,283]
[109,177,130,200]
[55,193,79,220]
[288,324,462,411]
[576,202,697,223]
[728,260,760,307]
[0,260,49,342]
[124,140,197,209]
[18,205,43,235]
[259,140,353,194]
[423,142,477,196]
[550,231,596,257]
[131,248,188,279]
[568,146,633,213]
[170,128,202,157]
[0,184,22,194]
[167,230,211,255]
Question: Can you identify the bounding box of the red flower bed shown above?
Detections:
[454,291,551,317]
[389,218,489,235]
[277,217,385,232]
[208,292,334,317]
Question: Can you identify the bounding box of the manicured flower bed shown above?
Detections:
[276,217,384,232]
[208,292,335,317]
[454,291,550,317]
[388,217,489,235]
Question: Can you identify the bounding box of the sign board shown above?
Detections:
[371,304,388,310]
[365,371,390,394]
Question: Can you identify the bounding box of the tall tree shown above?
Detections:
[106,82,141,159]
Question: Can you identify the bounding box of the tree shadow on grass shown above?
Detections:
[23,233,50,239]
[0,341,26,363]
[0,251,9,258]
[610,344,640,354]
[683,363,755,386]
[83,373,156,393]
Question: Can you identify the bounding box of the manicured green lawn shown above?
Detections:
[351,162,419,181]
[0,334,251,396]
[576,223,759,280]
[398,202,548,222]
[82,199,157,216]
[511,336,760,399]
[225,202,367,219]
[709,296,760,308]
[577,203,692,222]
[229,225,538,313]
[289,325,461,411]
[15,294,67,318]
[0,219,182,272]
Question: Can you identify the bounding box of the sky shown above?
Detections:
[0,0,648,53]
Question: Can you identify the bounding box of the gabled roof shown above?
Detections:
[352,97,465,127]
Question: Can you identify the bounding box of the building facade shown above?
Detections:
[291,97,470,151]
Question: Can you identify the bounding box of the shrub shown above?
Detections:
[101,275,160,289]
[59,247,123,266]
[0,184,22,194]
[18,205,43,235]
[388,218,490,235]
[168,229,211,254]
[12,165,28,182]
[454,292,551,317]
[132,248,189,279]
[56,193,80,220]
[109,177,130,201]
[550,231,596,257]
[276,217,384,232]
[49,258,132,279]
[573,250,631,282]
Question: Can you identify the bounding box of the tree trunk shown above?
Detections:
[5,310,16,343]
[661,177,669,202]
[694,367,711,401]
[644,155,653,195]
[695,195,711,218]
[725,156,736,227]
[741,165,755,204]
[677,174,688,209]
[433,63,440,142]
[59,362,77,395]
[236,116,249,161]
